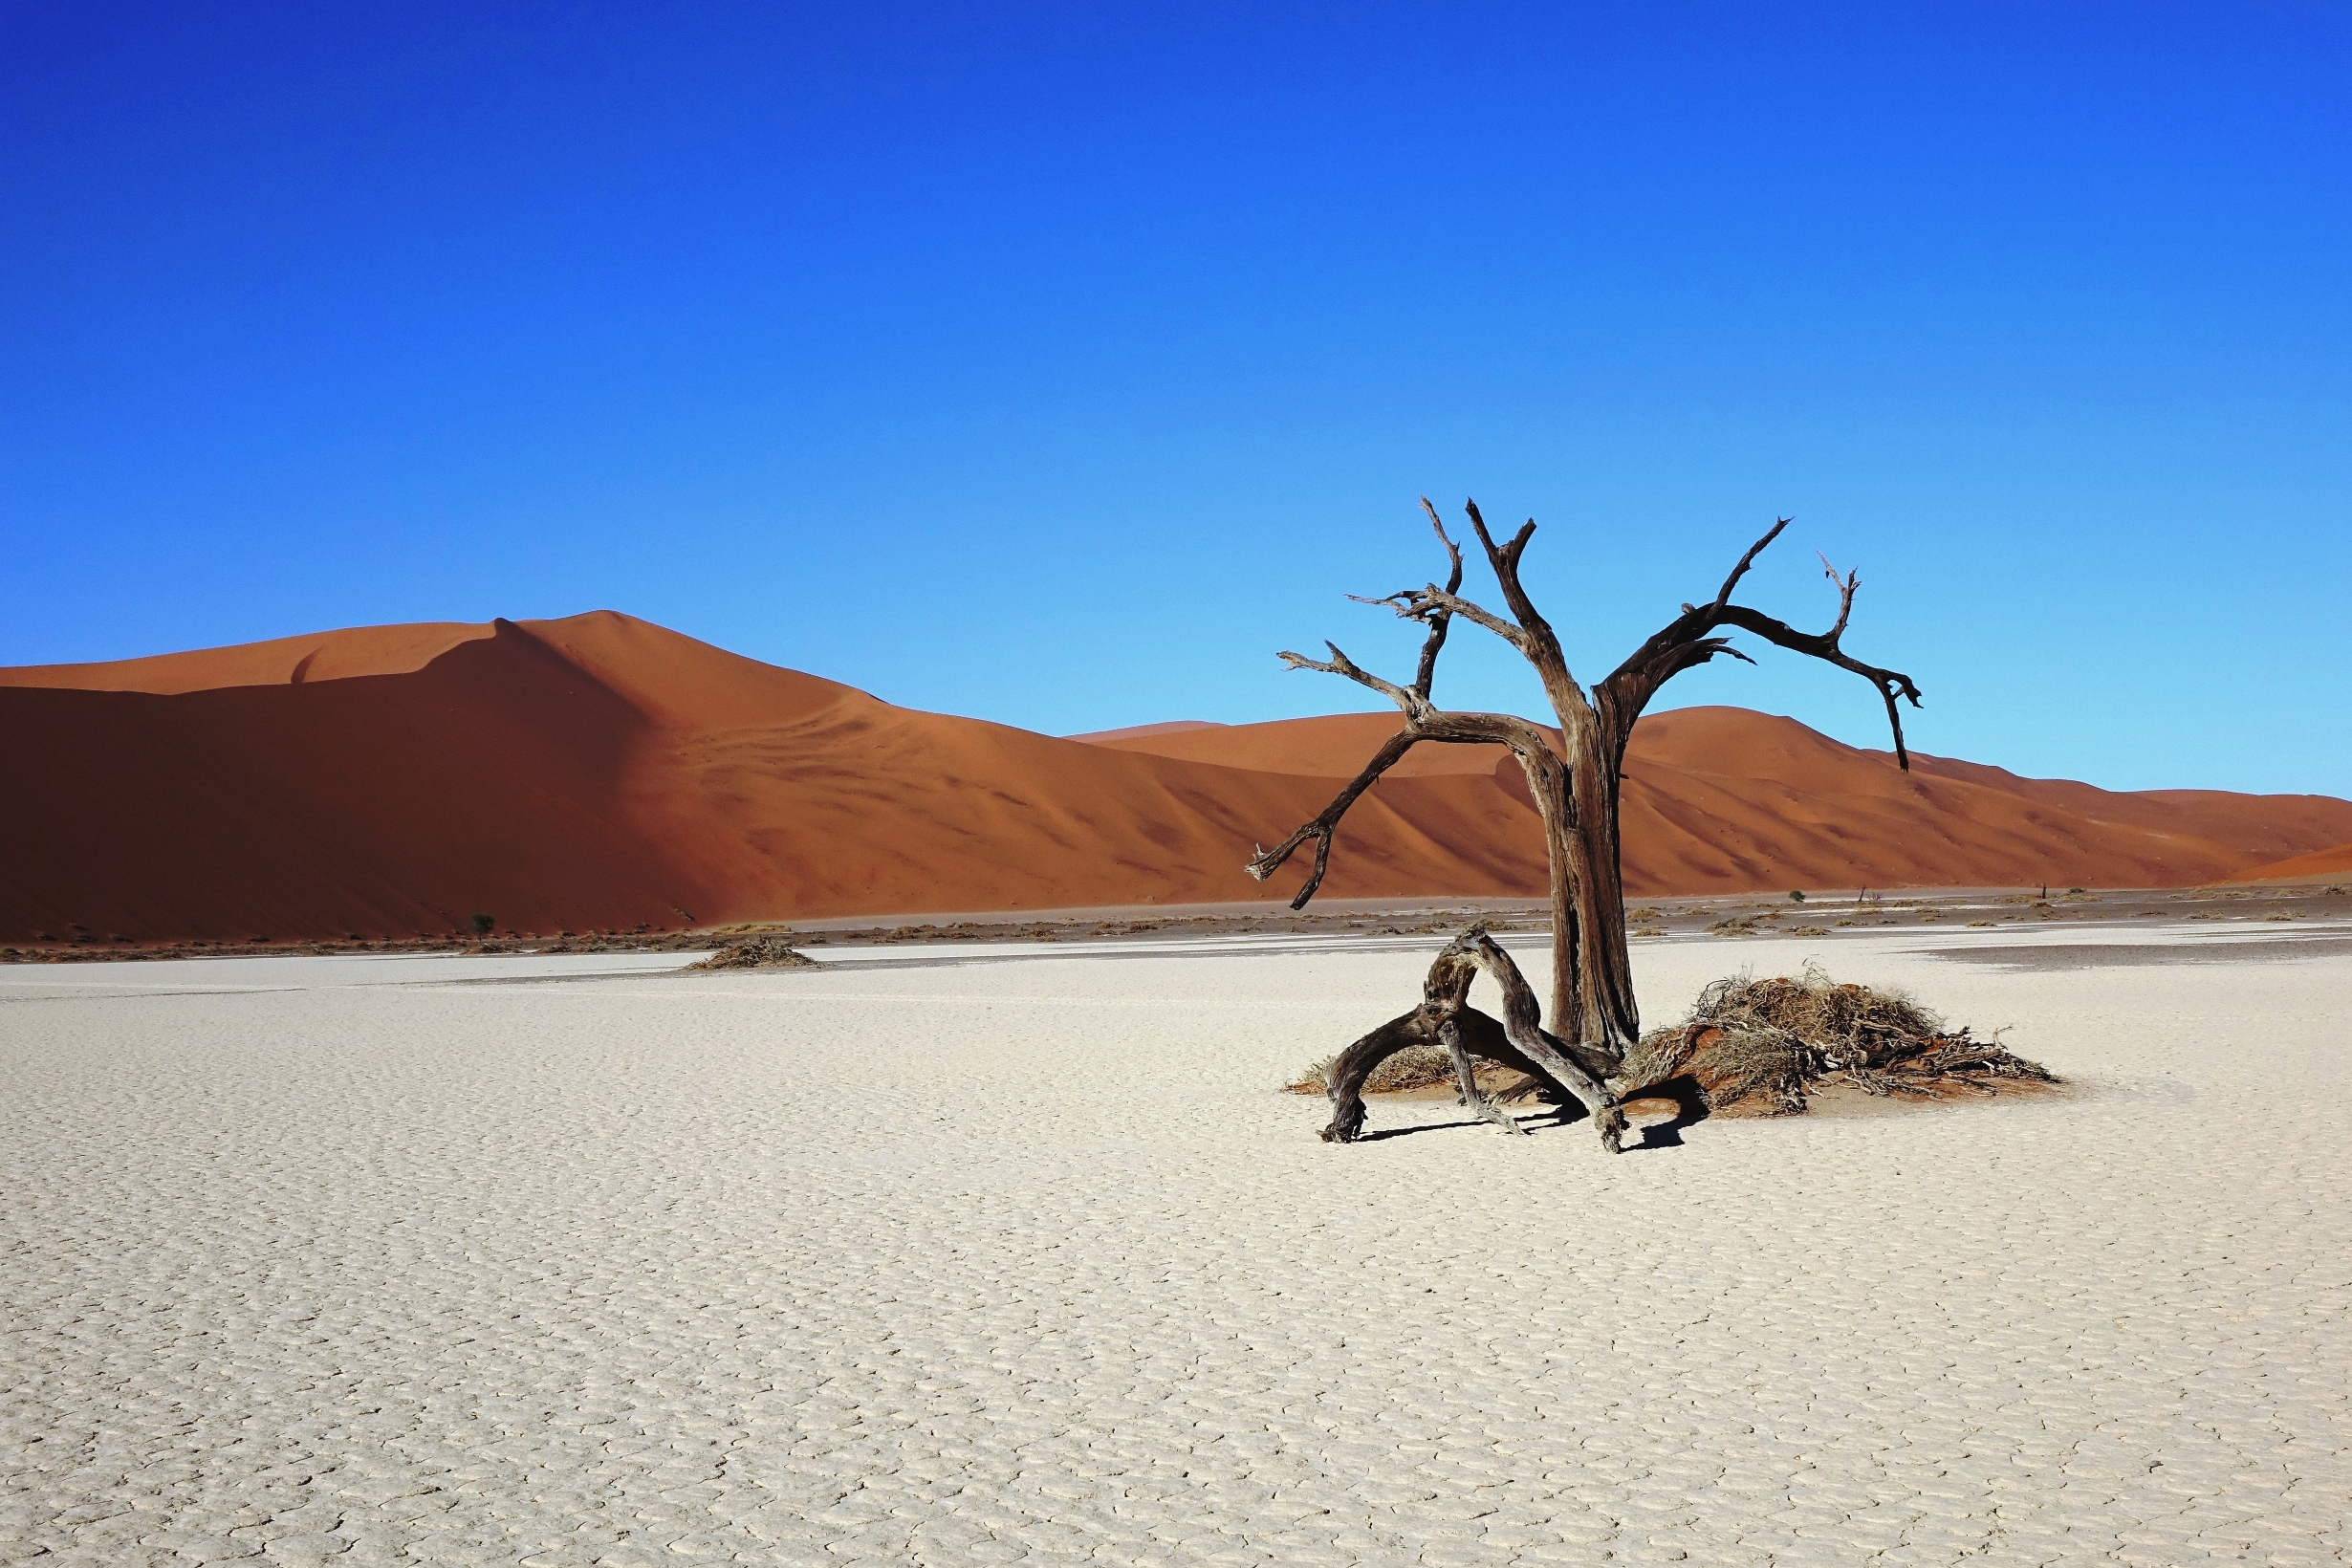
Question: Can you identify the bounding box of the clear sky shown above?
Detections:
[4,3,2346,795]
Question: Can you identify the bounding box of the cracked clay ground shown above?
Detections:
[4,925,2348,1566]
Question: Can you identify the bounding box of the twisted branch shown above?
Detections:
[1276,642,1430,722]
[1710,516,1792,608]
[1448,928,1624,1151]
[1251,497,1566,907]
[1601,519,1923,766]
[1714,605,1922,766]
[1243,705,1557,907]
[1354,500,1525,657]
[1246,730,1421,907]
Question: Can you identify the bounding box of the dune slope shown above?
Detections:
[1097,706,2352,893]
[6,614,2349,943]
[1,615,1549,942]
[2220,840,2352,884]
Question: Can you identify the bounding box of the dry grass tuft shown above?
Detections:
[1286,1044,1456,1096]
[1285,1048,1550,1099]
[686,939,819,971]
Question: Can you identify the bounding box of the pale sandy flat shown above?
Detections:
[4,926,2348,1566]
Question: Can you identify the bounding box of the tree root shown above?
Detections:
[1442,1016,1529,1136]
[1311,927,1623,1148]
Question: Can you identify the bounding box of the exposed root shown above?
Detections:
[1443,1016,1531,1136]
[1287,927,1622,1148]
[1622,962,2057,1115]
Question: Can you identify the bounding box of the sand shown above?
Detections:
[5,926,2347,1565]
[1088,706,2352,882]
[8,612,2351,947]
[2225,840,2352,884]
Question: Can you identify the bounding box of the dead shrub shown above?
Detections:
[1624,962,2056,1114]
[1286,1045,1551,1099]
[686,939,819,971]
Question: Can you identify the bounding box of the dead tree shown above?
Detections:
[1250,499,1921,1146]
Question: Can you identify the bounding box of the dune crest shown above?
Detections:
[0,620,497,693]
[5,613,2348,944]
[1065,719,1228,744]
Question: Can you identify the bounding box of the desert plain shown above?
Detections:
[6,908,2348,1567]
[13,9,2352,1564]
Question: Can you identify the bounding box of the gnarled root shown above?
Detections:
[1441,1015,1530,1136]
[1318,926,1626,1149]
[1319,1003,1547,1142]
[1441,929,1624,1151]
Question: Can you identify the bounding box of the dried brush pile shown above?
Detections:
[1625,963,2057,1114]
[1289,962,2057,1115]
[686,939,819,971]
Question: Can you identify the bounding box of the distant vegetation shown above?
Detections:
[686,938,817,971]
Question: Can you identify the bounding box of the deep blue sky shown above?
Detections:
[5,3,2346,794]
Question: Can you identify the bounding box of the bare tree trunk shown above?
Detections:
[1567,724,1640,1057]
[1506,738,1585,1039]
[1509,713,1637,1057]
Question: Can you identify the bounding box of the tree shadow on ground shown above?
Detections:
[1618,1077,1710,1150]
[1353,1082,1700,1143]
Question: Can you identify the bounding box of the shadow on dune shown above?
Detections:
[10,609,2352,947]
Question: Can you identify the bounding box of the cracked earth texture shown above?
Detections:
[3,931,2347,1566]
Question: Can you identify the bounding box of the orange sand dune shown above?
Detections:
[6,613,2348,944]
[2220,840,2352,884]
[1615,714,2323,893]
[1088,706,2352,893]
[0,615,1547,942]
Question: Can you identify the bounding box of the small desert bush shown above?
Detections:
[1286,1044,1551,1098]
[686,938,818,971]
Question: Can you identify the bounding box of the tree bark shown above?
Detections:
[1448,928,1625,1151]
[1318,932,1622,1144]
[1565,715,1642,1056]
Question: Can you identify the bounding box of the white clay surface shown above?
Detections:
[4,927,2347,1565]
